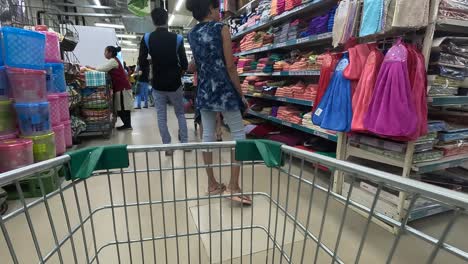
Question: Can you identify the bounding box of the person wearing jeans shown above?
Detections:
[187,0,251,204]
[153,87,188,146]
[138,8,189,155]
[135,81,149,109]
[135,64,150,109]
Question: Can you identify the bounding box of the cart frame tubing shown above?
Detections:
[1,141,468,264]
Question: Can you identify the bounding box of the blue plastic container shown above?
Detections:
[1,27,45,70]
[15,102,51,136]
[0,66,9,99]
[45,63,66,93]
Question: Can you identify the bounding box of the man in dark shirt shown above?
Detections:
[138,7,189,154]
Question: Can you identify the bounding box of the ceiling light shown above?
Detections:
[122,48,138,51]
[168,14,175,26]
[116,34,138,39]
[95,23,125,29]
[175,0,184,11]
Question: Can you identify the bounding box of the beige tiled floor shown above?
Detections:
[1,107,468,263]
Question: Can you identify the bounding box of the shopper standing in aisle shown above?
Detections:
[134,64,150,109]
[138,7,189,155]
[88,46,133,130]
[186,0,251,204]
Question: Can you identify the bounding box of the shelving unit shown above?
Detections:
[233,0,335,144]
[234,32,332,56]
[239,70,320,77]
[247,110,337,141]
[232,0,337,40]
[245,93,314,106]
[233,0,468,232]
[335,0,468,230]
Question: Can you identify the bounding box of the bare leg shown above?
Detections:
[216,113,223,141]
[203,151,221,193]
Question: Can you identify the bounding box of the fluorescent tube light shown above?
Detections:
[168,14,175,26]
[95,23,125,29]
[116,34,137,39]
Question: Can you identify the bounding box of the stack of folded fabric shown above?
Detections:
[240,32,256,51]
[288,19,301,40]
[439,0,468,20]
[277,0,286,15]
[274,23,290,44]
[290,82,306,96]
[267,80,286,88]
[273,61,286,71]
[289,58,310,71]
[277,106,303,124]
[252,32,266,49]
[263,34,274,45]
[302,112,337,135]
[307,13,330,36]
[302,84,318,101]
[237,57,254,73]
[285,0,301,11]
[275,86,294,98]
[258,0,272,22]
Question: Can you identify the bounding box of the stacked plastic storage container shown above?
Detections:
[0,26,66,197]
[38,26,72,154]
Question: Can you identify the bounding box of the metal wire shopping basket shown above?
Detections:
[0,141,467,264]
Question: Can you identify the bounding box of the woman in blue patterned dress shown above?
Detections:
[187,0,251,204]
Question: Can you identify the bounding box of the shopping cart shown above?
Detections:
[0,141,467,264]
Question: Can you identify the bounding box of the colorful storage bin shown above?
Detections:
[8,67,47,102]
[45,63,66,93]
[0,66,9,99]
[52,124,65,155]
[47,94,61,126]
[0,139,34,173]
[15,102,51,136]
[1,27,45,69]
[0,100,15,135]
[62,120,72,147]
[22,132,56,162]
[0,131,16,141]
[43,32,61,63]
[57,92,70,121]
[85,71,107,87]
[4,169,62,200]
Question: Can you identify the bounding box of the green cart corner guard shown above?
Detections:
[65,145,130,180]
[235,140,284,168]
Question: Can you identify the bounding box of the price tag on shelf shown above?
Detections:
[317,32,332,40]
[282,121,292,127]
[276,42,287,48]
[278,97,287,102]
[296,37,309,44]
[289,71,305,76]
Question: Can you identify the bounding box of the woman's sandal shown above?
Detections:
[207,183,226,195]
[223,189,252,205]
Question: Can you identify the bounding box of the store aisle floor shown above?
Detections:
[2,107,467,264]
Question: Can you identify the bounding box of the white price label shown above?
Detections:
[296,37,309,44]
[315,108,323,116]
[317,32,332,40]
[282,121,291,126]
[276,43,287,48]
[278,97,287,102]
